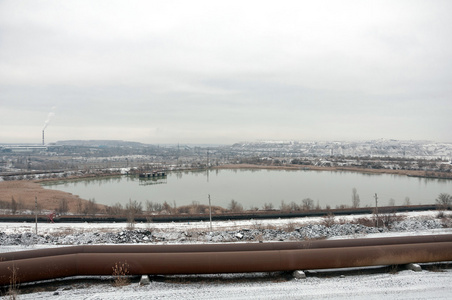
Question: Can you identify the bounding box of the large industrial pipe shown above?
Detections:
[1,235,452,286]
[3,234,452,262]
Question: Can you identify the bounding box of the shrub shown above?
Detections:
[322,213,336,227]
[112,261,130,287]
[436,193,452,210]
[145,200,162,212]
[126,199,142,215]
[380,213,405,229]
[284,222,297,232]
[262,203,274,210]
[107,203,124,215]
[7,265,19,300]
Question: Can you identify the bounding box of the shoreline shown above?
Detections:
[213,163,452,179]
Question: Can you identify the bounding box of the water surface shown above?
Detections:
[42,169,451,209]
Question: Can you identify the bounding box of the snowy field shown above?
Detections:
[6,269,452,300]
[1,211,452,299]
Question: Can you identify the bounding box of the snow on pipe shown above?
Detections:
[1,235,452,286]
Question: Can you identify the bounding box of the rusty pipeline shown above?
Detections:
[2,234,451,262]
[1,234,452,286]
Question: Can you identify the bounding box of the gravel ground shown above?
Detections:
[0,212,450,246]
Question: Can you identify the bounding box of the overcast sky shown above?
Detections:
[1,0,451,145]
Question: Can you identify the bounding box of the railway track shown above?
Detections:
[1,234,452,286]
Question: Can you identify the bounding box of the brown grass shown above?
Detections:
[7,265,19,300]
[0,180,107,214]
[112,261,130,287]
[283,222,298,232]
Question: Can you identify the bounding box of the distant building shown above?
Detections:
[1,145,47,153]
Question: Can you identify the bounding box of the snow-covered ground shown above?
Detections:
[6,269,451,300]
[1,211,452,299]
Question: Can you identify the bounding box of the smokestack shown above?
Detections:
[42,130,45,145]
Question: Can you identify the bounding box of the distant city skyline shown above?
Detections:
[1,1,451,144]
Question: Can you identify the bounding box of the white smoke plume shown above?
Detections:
[43,106,56,130]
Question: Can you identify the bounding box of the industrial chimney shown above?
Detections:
[42,130,45,145]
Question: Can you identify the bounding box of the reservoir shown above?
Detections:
[42,169,452,209]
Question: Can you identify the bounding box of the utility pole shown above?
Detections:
[374,193,379,228]
[208,194,212,232]
[206,148,210,183]
[35,196,38,234]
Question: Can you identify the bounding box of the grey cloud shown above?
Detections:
[1,0,451,144]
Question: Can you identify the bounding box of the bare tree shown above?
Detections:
[126,199,142,215]
[145,200,153,212]
[249,205,259,211]
[84,198,98,216]
[436,193,452,210]
[76,198,83,215]
[145,200,162,212]
[302,198,314,210]
[315,200,321,210]
[58,198,69,215]
[280,200,290,212]
[126,199,142,230]
[352,188,360,208]
[403,197,411,206]
[228,199,243,213]
[11,196,17,215]
[262,203,274,210]
[162,201,172,214]
[290,201,300,211]
[107,203,124,215]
